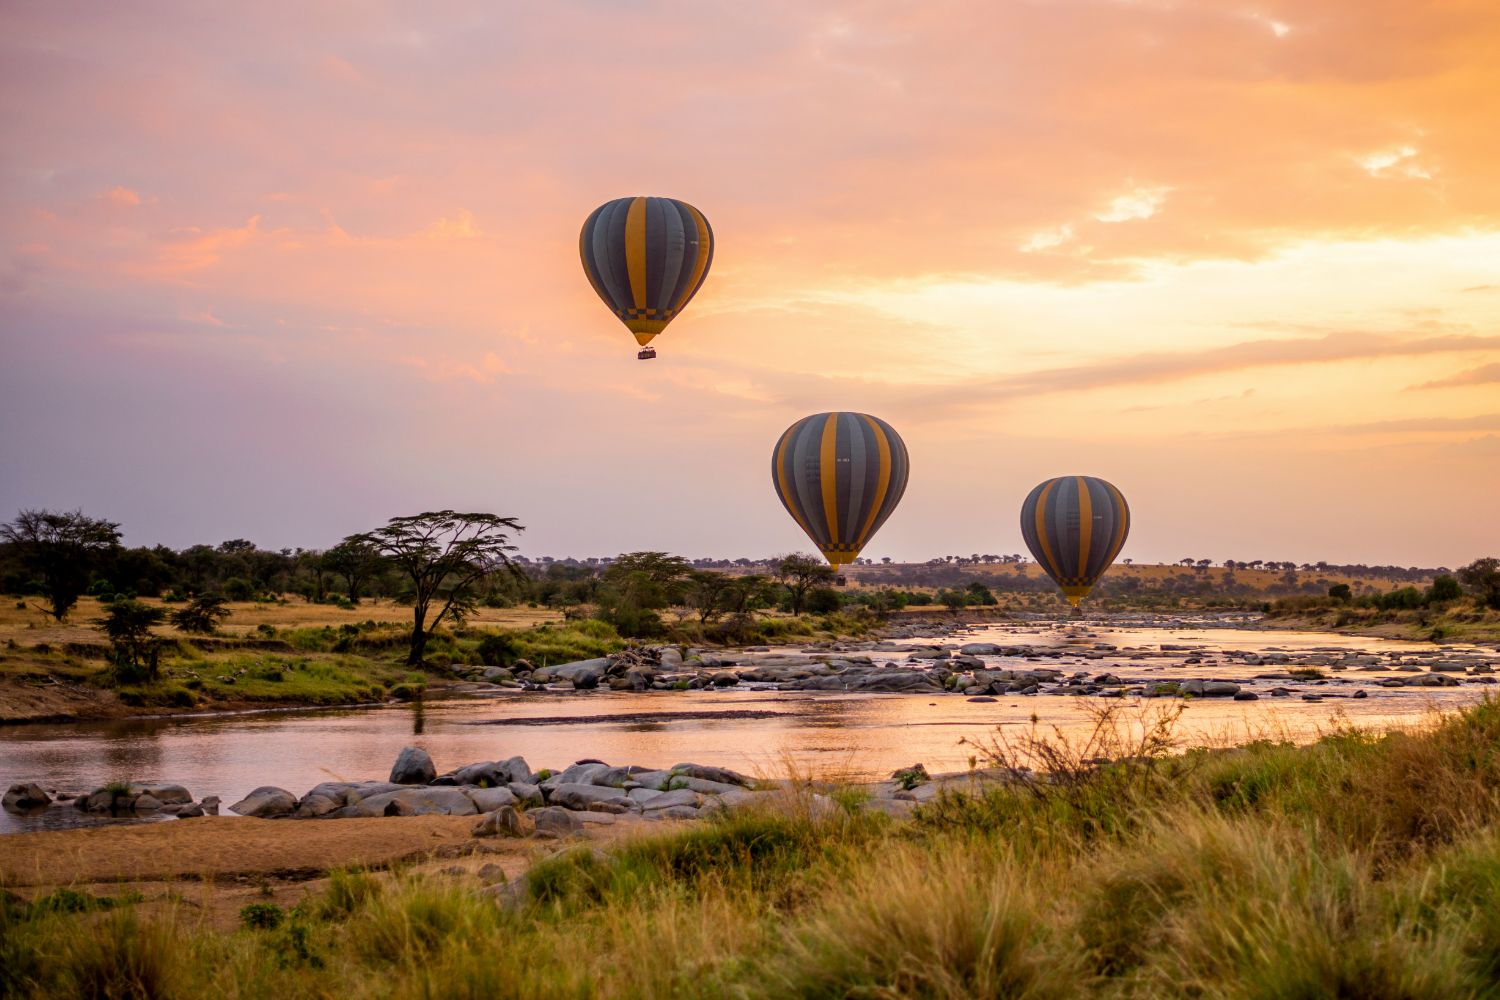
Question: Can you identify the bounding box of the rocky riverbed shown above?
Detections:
[445,615,1500,703]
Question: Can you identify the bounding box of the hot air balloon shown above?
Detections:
[1020,476,1130,608]
[772,413,909,570]
[579,196,714,360]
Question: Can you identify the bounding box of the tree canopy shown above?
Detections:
[355,511,524,665]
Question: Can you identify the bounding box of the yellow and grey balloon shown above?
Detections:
[579,196,713,349]
[1020,475,1131,607]
[772,413,910,569]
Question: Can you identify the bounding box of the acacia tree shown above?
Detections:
[356,511,524,665]
[1458,557,1500,610]
[1,509,122,621]
[774,553,836,615]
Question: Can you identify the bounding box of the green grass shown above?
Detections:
[12,700,1500,997]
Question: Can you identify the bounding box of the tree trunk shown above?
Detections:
[407,604,428,665]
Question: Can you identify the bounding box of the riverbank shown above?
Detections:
[7,698,1500,997]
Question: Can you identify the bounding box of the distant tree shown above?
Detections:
[595,551,691,637]
[965,581,998,606]
[1328,583,1353,603]
[1,509,122,621]
[1427,574,1463,604]
[685,569,739,624]
[356,511,525,665]
[805,587,843,614]
[1122,558,1133,567]
[773,553,836,615]
[95,599,167,683]
[170,593,231,634]
[1458,558,1500,610]
[322,535,387,603]
[939,588,969,612]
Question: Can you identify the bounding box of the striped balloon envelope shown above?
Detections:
[1020,476,1131,607]
[772,413,909,569]
[579,196,714,355]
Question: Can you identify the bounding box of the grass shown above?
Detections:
[11,699,1500,996]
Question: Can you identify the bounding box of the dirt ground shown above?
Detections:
[1,814,655,930]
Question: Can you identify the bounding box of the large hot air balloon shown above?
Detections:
[772,413,909,569]
[579,196,714,360]
[1020,476,1130,608]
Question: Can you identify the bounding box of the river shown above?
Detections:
[3,620,1493,834]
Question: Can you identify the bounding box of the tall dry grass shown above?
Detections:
[10,699,1500,998]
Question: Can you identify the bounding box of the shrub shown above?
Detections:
[1428,574,1464,604]
[805,587,842,614]
[240,902,284,930]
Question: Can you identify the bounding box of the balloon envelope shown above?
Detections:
[579,196,714,347]
[1020,476,1130,607]
[772,412,909,568]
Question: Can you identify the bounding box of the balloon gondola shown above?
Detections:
[579,196,713,360]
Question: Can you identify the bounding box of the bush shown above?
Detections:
[1328,583,1353,602]
[170,593,231,634]
[805,587,842,614]
[240,902,284,930]
[1428,574,1463,604]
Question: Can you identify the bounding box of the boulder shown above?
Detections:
[641,788,704,811]
[451,761,512,787]
[555,762,611,786]
[960,643,1002,656]
[472,805,534,838]
[549,782,636,812]
[352,786,479,817]
[536,657,611,687]
[133,794,163,812]
[229,786,298,818]
[670,764,755,788]
[389,746,436,785]
[528,806,584,835]
[2,782,51,811]
[508,781,544,806]
[129,783,192,805]
[466,786,519,813]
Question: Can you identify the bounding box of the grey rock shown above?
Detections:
[556,762,611,786]
[549,782,636,812]
[536,657,611,688]
[670,763,755,788]
[229,786,298,818]
[959,643,1002,656]
[641,788,704,811]
[466,786,519,812]
[2,782,51,811]
[472,805,534,838]
[648,806,701,821]
[508,781,544,806]
[528,806,584,835]
[1233,691,1260,701]
[133,794,163,812]
[129,783,192,805]
[389,746,436,785]
[353,786,479,817]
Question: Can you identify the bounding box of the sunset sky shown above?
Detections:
[2,1,1497,566]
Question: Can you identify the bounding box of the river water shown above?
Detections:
[3,621,1493,834]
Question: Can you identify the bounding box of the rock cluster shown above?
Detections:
[0,781,221,818]
[445,629,1500,704]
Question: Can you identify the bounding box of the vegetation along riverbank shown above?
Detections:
[9,698,1500,996]
[3,507,1496,723]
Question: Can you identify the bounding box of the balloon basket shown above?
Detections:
[636,347,657,360]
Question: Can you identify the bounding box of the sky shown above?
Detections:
[2,0,1498,567]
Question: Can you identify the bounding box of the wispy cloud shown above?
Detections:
[938,332,1500,400]
[1410,362,1500,390]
